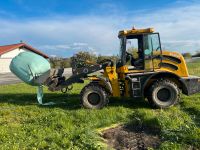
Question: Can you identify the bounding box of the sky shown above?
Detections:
[0,0,200,57]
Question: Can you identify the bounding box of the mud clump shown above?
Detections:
[102,124,161,150]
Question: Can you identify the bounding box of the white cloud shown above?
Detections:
[72,47,82,50]
[73,42,88,46]
[39,44,71,50]
[130,3,200,53]
[0,16,120,57]
[50,54,57,58]
[0,1,200,57]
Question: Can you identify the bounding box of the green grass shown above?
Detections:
[0,63,200,149]
[187,61,200,76]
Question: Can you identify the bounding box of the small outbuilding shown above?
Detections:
[0,43,49,73]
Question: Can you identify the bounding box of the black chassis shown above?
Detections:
[180,76,200,95]
[125,71,200,98]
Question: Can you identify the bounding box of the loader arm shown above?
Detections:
[45,58,113,92]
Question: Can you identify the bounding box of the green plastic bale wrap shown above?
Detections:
[10,51,51,86]
[10,52,53,105]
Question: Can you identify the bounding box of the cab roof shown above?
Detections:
[118,27,154,37]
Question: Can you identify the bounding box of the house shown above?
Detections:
[0,43,49,73]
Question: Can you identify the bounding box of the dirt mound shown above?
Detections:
[102,124,161,150]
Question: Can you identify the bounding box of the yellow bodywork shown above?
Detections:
[103,67,120,97]
[118,28,154,37]
[91,27,190,97]
[101,50,189,97]
[155,51,189,77]
[116,50,189,78]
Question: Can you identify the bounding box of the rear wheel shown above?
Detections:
[80,84,108,109]
[147,79,180,108]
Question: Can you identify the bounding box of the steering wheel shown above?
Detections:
[125,51,132,61]
[126,51,133,56]
[98,59,114,67]
[156,46,161,51]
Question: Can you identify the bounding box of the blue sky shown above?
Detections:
[0,0,200,57]
[0,0,176,17]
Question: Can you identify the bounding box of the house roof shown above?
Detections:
[0,43,49,58]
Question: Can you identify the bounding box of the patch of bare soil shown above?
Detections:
[102,124,161,150]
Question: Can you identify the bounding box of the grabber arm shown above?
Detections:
[44,52,114,92]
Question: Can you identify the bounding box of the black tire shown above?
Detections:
[147,79,180,109]
[80,84,108,109]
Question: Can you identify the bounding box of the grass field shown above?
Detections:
[0,63,200,150]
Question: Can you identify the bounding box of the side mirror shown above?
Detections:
[144,49,152,55]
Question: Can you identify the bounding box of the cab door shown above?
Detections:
[143,33,162,71]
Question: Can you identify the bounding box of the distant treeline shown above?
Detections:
[49,50,200,68]
[49,51,118,68]
[192,51,200,58]
[182,51,200,59]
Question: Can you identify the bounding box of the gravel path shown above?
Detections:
[0,68,73,85]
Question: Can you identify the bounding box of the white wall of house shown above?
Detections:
[1,48,26,58]
[0,58,12,73]
[0,48,29,73]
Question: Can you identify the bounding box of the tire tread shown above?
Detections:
[80,83,109,109]
[147,79,180,109]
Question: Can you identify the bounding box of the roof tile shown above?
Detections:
[0,43,49,58]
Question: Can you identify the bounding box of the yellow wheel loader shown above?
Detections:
[11,27,199,108]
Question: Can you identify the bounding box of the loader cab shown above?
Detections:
[117,28,162,72]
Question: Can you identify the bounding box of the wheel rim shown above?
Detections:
[157,88,171,102]
[88,92,101,105]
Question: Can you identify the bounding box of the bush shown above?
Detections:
[182,53,192,59]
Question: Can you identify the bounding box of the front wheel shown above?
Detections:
[80,84,108,109]
[147,79,180,108]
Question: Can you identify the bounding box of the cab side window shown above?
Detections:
[125,35,144,69]
[143,33,162,70]
[126,39,139,65]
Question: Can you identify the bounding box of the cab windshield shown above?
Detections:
[143,33,161,55]
[118,33,162,69]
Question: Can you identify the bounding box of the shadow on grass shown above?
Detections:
[0,93,81,110]
[108,97,151,109]
[0,93,151,110]
[179,99,200,127]
[181,106,200,128]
